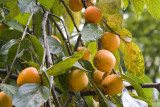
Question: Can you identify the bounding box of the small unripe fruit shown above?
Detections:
[100,32,120,52]
[69,0,83,12]
[102,74,124,96]
[84,6,102,24]
[51,35,61,44]
[93,70,105,87]
[93,50,116,72]
[0,92,12,107]
[17,67,41,87]
[77,47,91,61]
[67,69,88,91]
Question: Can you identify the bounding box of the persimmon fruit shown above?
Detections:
[17,67,42,87]
[100,32,120,52]
[93,70,105,87]
[84,6,102,24]
[68,0,83,12]
[93,50,116,72]
[0,92,12,107]
[67,69,88,91]
[102,74,124,96]
[77,47,91,61]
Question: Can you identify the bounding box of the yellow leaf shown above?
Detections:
[123,42,145,77]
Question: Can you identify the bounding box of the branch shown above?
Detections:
[60,0,80,32]
[1,6,37,84]
[41,10,61,107]
[63,95,72,107]
[102,18,129,43]
[49,16,72,56]
[49,13,73,55]
[32,14,36,35]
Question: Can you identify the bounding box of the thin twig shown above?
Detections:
[60,0,80,32]
[49,13,73,54]
[102,18,129,43]
[1,6,37,84]
[32,14,36,35]
[63,95,72,107]
[49,16,72,56]
[51,86,62,107]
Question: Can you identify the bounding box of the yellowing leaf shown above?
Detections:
[123,42,145,77]
[107,12,123,32]
[113,50,120,71]
[96,0,121,18]
[118,28,132,42]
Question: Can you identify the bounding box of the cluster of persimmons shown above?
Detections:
[0,0,124,106]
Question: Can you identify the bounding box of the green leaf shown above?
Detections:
[0,84,18,98]
[122,0,130,10]
[27,61,40,70]
[18,0,36,13]
[97,0,121,18]
[0,0,16,4]
[0,30,22,43]
[0,39,18,61]
[124,73,144,84]
[34,11,43,38]
[14,13,32,26]
[130,0,145,18]
[5,0,20,21]
[47,36,62,54]
[78,60,95,72]
[121,74,146,99]
[3,20,24,32]
[47,49,85,76]
[12,84,49,107]
[39,0,54,10]
[81,24,103,42]
[87,41,97,68]
[145,0,160,19]
[122,42,145,77]
[42,67,50,88]
[107,12,123,32]
[122,88,148,106]
[90,80,111,107]
[51,0,62,17]
[83,96,94,107]
[30,35,44,63]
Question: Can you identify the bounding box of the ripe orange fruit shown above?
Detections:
[102,74,124,96]
[77,47,91,61]
[17,67,42,87]
[51,35,61,44]
[86,0,94,7]
[69,0,83,12]
[0,92,12,107]
[67,69,88,91]
[93,50,116,72]
[84,6,102,24]
[100,32,120,52]
[93,70,105,87]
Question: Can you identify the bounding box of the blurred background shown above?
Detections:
[123,4,160,106]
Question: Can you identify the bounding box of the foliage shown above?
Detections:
[0,0,159,106]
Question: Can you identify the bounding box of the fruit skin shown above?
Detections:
[93,70,105,88]
[84,6,102,24]
[0,92,12,107]
[51,35,61,44]
[69,0,83,12]
[67,69,88,91]
[77,47,91,61]
[102,74,124,96]
[93,50,116,72]
[100,32,120,52]
[17,67,42,87]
